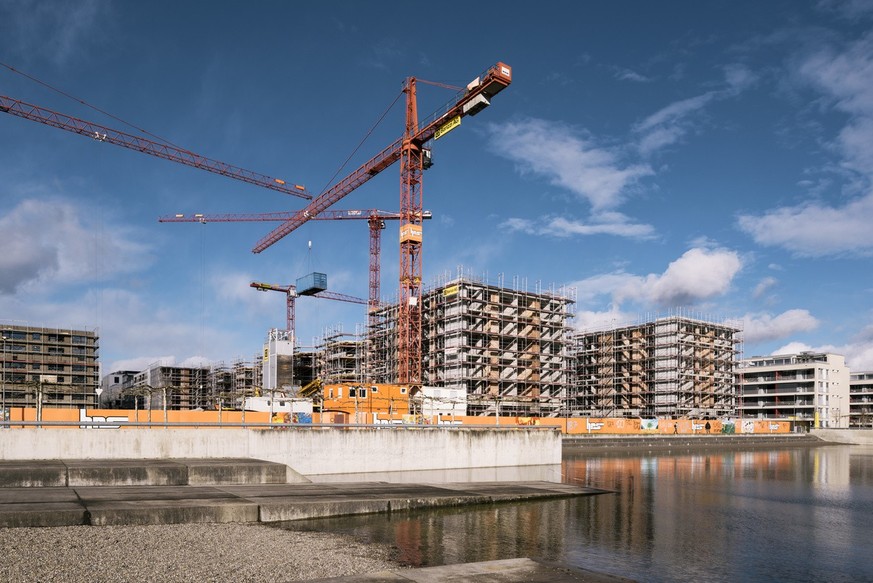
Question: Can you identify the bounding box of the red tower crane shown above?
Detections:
[160,209,433,324]
[248,62,512,388]
[3,61,512,390]
[0,94,311,198]
[249,281,366,341]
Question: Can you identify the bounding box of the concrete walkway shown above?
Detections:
[0,459,606,528]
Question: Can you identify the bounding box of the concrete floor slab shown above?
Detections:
[0,459,608,528]
[86,498,259,526]
[74,485,233,502]
[0,502,87,528]
[0,461,68,487]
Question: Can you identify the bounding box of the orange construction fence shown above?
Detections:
[1,407,792,434]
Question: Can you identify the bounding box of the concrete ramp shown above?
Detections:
[0,459,606,528]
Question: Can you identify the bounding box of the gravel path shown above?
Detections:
[0,523,401,582]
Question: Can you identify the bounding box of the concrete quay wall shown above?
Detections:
[0,428,560,476]
[813,429,873,445]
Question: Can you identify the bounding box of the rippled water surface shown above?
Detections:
[281,445,873,582]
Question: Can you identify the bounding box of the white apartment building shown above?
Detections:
[849,371,873,428]
[739,352,850,429]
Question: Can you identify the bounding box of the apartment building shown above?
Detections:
[1,324,99,410]
[739,352,850,429]
[849,371,873,428]
[574,315,740,418]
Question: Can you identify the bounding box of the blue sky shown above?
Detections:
[2,1,873,374]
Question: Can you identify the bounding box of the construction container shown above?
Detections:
[296,272,327,296]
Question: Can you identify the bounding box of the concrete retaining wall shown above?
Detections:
[0,428,559,476]
[813,429,873,445]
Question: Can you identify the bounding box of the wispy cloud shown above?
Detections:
[0,197,153,294]
[613,67,652,83]
[817,0,873,19]
[739,32,873,256]
[634,65,756,157]
[753,276,778,299]
[737,195,873,256]
[1,0,111,64]
[488,118,652,211]
[502,212,655,239]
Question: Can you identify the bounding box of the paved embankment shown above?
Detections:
[563,433,828,454]
[0,458,605,528]
[310,558,636,582]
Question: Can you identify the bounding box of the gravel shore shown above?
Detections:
[0,523,401,582]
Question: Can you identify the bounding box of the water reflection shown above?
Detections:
[280,445,873,582]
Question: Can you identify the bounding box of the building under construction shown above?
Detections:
[369,272,577,417]
[574,314,741,418]
[316,325,366,385]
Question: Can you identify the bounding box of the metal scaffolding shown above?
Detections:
[369,268,577,417]
[574,313,742,418]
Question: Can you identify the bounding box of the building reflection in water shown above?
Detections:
[279,446,873,582]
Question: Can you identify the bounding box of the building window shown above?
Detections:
[349,387,356,398]
[72,335,88,344]
[31,333,41,340]
[359,388,367,399]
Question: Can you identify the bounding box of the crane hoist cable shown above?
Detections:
[0,60,183,150]
[318,89,404,196]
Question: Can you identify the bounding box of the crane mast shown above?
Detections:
[250,282,366,339]
[248,62,511,389]
[398,77,424,387]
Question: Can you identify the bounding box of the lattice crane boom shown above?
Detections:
[251,62,511,253]
[164,210,432,321]
[0,94,311,199]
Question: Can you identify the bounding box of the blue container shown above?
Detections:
[296,272,327,296]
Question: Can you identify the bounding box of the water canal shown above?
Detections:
[281,444,873,582]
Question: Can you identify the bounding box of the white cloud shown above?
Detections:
[743,309,820,344]
[817,0,873,20]
[739,31,873,257]
[0,197,153,294]
[488,118,652,211]
[1,0,110,64]
[771,341,814,356]
[737,195,873,256]
[634,65,755,157]
[753,276,778,299]
[613,67,652,83]
[570,247,742,309]
[799,31,873,177]
[574,306,637,332]
[636,93,717,134]
[109,355,175,373]
[772,335,873,371]
[501,213,655,239]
